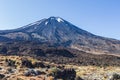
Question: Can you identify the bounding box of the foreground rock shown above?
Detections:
[24,69,46,76]
[0,74,5,79]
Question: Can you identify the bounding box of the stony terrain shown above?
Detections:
[0,55,120,80]
[0,55,58,80]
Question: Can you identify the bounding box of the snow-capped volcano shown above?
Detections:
[0,16,120,55]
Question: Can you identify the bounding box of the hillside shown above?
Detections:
[0,41,120,67]
[0,17,120,55]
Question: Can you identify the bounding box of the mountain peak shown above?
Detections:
[48,16,64,22]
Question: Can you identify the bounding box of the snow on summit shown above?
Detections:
[57,17,64,22]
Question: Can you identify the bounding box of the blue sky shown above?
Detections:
[0,0,120,39]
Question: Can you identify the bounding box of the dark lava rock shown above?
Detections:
[0,74,5,79]
[111,73,120,80]
[21,58,33,68]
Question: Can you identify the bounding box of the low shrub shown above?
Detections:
[111,73,120,80]
[5,59,16,67]
[21,58,33,68]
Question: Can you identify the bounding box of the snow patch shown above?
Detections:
[50,18,54,20]
[57,18,64,22]
[34,27,37,29]
[22,19,46,29]
[45,21,48,25]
